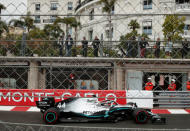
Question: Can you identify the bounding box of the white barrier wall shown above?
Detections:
[126,90,153,108]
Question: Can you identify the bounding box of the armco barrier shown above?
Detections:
[0,89,153,108]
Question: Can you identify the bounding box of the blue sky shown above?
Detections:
[1,0,27,22]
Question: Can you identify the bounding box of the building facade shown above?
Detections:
[27,0,78,36]
[27,0,190,42]
[75,0,190,43]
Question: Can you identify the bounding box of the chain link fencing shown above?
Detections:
[0,0,190,108]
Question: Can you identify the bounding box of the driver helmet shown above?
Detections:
[171,79,175,82]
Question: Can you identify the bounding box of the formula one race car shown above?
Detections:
[36,96,166,124]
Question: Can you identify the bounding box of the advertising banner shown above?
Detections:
[0,89,126,106]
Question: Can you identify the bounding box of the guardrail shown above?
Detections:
[0,40,189,59]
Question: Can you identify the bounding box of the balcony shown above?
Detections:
[75,0,93,12]
[176,3,190,13]
[43,19,55,23]
[34,20,41,24]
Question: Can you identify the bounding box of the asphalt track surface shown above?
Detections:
[0,111,190,130]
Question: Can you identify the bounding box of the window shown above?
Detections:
[51,3,58,10]
[68,2,73,10]
[184,24,190,35]
[176,0,190,4]
[143,0,152,10]
[68,27,72,35]
[35,4,40,11]
[88,30,93,41]
[89,9,94,20]
[143,21,152,35]
[111,5,115,14]
[50,15,57,23]
[34,15,40,23]
[184,24,190,30]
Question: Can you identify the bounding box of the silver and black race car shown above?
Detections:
[36,96,166,124]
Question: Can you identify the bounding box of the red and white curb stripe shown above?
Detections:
[0,106,190,114]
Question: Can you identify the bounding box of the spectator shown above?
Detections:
[126,36,136,58]
[154,38,161,58]
[81,37,88,57]
[69,73,75,89]
[65,34,73,57]
[186,77,190,91]
[80,80,87,90]
[145,77,153,91]
[139,37,149,58]
[92,36,100,57]
[168,79,176,91]
[181,38,189,58]
[58,33,65,56]
[165,37,173,56]
[126,38,133,57]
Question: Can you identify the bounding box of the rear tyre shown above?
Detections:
[43,107,59,124]
[133,108,149,124]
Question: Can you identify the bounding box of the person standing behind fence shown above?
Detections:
[58,33,65,56]
[181,39,189,58]
[92,36,100,57]
[126,38,133,57]
[154,38,161,58]
[145,77,153,91]
[82,37,88,57]
[139,37,149,58]
[186,77,190,91]
[168,79,176,91]
[165,37,173,57]
[65,35,73,57]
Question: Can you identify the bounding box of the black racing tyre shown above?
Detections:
[132,108,149,124]
[43,107,59,124]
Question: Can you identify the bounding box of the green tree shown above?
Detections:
[29,27,46,39]
[162,15,186,41]
[70,18,81,43]
[100,0,116,44]
[43,24,64,40]
[55,17,80,40]
[9,12,35,32]
[128,19,140,32]
[119,19,149,58]
[0,20,9,38]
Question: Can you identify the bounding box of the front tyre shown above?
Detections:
[133,108,149,124]
[43,107,59,124]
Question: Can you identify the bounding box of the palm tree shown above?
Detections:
[128,20,140,32]
[100,0,116,44]
[0,20,9,38]
[70,17,81,43]
[9,12,35,32]
[43,23,64,40]
[0,3,6,20]
[63,17,75,37]
[55,17,80,38]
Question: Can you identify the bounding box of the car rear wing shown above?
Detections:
[36,97,55,109]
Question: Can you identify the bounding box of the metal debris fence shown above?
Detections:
[0,0,190,106]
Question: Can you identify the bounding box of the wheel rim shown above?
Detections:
[136,111,148,123]
[46,112,56,123]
